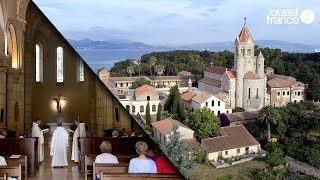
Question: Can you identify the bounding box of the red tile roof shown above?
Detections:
[243,71,262,79]
[181,91,197,102]
[199,78,221,87]
[192,92,213,104]
[185,138,200,150]
[135,84,158,97]
[205,66,227,75]
[151,119,192,136]
[226,71,236,78]
[201,124,260,153]
[238,24,253,43]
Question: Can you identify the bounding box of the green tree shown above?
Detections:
[148,56,157,76]
[162,124,194,177]
[193,148,209,164]
[146,101,151,126]
[154,64,165,76]
[265,143,284,167]
[233,107,245,112]
[310,74,320,101]
[178,100,186,122]
[257,105,281,142]
[126,66,134,77]
[165,85,180,113]
[130,78,152,89]
[187,107,220,140]
[156,103,162,121]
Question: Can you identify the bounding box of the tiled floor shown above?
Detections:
[28,136,85,180]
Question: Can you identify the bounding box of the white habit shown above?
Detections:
[31,122,44,162]
[71,123,86,162]
[50,126,68,167]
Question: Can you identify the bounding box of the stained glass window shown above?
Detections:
[35,44,41,82]
[79,59,84,82]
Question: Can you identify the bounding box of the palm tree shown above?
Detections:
[257,105,281,142]
[148,56,157,77]
[154,64,165,76]
[126,66,134,77]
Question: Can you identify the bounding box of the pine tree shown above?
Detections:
[178,100,186,122]
[146,101,151,125]
[156,103,162,121]
[165,85,179,113]
[172,94,180,114]
[162,124,194,177]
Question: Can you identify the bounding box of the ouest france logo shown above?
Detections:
[266,8,316,25]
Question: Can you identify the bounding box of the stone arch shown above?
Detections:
[6,22,18,68]
[17,0,31,23]
[0,4,5,54]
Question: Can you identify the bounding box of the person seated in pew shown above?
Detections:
[111,131,119,138]
[95,141,118,164]
[156,155,179,174]
[128,141,157,173]
[145,149,159,162]
[0,130,7,138]
[0,156,6,165]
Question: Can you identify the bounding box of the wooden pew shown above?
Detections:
[0,138,38,176]
[4,155,27,180]
[99,173,185,180]
[79,137,154,174]
[93,163,129,180]
[86,155,135,180]
[0,173,7,180]
[0,164,22,180]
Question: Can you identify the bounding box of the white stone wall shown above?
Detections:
[243,78,265,111]
[198,82,222,94]
[167,126,194,141]
[204,72,222,81]
[207,145,260,161]
[191,96,232,116]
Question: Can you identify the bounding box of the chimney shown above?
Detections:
[188,78,192,92]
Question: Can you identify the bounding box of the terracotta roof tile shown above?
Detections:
[205,66,227,75]
[244,71,262,79]
[226,71,236,78]
[199,77,221,87]
[151,119,191,136]
[215,91,229,100]
[181,91,197,102]
[135,84,158,97]
[238,24,253,43]
[267,77,301,88]
[185,138,200,150]
[192,92,213,104]
[225,111,259,122]
[201,124,260,153]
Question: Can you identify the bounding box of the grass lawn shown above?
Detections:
[188,159,268,180]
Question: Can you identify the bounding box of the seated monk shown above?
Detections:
[128,141,157,173]
[95,141,118,164]
[0,130,7,138]
[156,155,179,174]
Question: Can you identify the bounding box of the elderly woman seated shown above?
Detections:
[95,141,118,163]
[128,141,157,173]
[0,130,7,138]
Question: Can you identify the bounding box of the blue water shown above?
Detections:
[76,49,168,71]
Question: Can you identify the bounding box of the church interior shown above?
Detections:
[0,1,181,179]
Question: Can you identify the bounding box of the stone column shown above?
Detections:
[0,55,9,129]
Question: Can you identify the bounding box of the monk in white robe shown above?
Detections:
[71,119,86,163]
[50,123,68,167]
[31,118,44,163]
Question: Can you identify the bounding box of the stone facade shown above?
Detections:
[199,23,266,111]
[0,1,135,136]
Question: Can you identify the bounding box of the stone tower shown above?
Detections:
[234,20,265,110]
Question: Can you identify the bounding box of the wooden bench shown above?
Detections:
[79,137,155,174]
[93,163,129,180]
[99,173,185,180]
[4,155,27,180]
[85,155,135,180]
[0,173,7,180]
[0,138,38,176]
[0,164,22,180]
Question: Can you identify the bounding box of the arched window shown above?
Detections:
[132,106,136,113]
[56,47,64,82]
[79,59,84,82]
[147,96,150,101]
[126,105,130,113]
[140,105,144,113]
[152,105,156,112]
[35,44,43,82]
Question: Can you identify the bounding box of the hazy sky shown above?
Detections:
[33,0,320,45]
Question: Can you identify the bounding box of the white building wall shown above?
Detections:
[191,96,231,115]
[207,145,260,161]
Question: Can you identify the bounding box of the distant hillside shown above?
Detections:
[67,38,160,49]
[185,40,320,53]
[69,38,319,53]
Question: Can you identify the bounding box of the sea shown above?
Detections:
[76,48,170,71]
